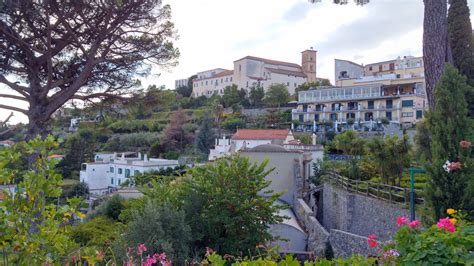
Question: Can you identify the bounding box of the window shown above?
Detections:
[125,169,130,178]
[111,178,114,185]
[402,112,414,117]
[379,65,382,72]
[294,83,297,87]
[386,111,392,120]
[330,113,338,121]
[118,168,123,174]
[369,66,373,71]
[239,65,241,71]
[416,110,423,119]
[221,78,223,82]
[402,100,414,107]
[314,114,319,122]
[368,101,374,110]
[118,179,121,185]
[206,81,208,85]
[386,99,393,109]
[389,63,395,71]
[310,65,313,71]
[287,82,290,86]
[109,167,114,173]
[230,77,232,82]
[299,114,304,122]
[134,170,140,176]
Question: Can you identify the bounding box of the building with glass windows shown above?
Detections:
[292,56,428,132]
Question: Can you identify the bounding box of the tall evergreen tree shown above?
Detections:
[195,113,216,154]
[448,0,474,116]
[426,65,472,219]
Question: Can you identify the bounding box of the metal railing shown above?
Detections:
[326,172,424,205]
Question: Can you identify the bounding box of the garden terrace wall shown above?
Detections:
[322,183,412,241]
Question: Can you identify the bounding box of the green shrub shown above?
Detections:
[103,132,160,152]
[70,217,120,249]
[222,117,246,131]
[107,120,164,133]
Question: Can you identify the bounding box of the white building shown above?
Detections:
[175,78,188,89]
[80,152,179,195]
[192,49,319,97]
[192,69,234,97]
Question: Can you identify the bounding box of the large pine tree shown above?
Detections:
[426,65,472,218]
[195,113,216,155]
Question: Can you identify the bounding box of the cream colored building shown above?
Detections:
[191,49,318,97]
[293,56,428,131]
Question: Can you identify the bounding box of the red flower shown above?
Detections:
[437,218,456,233]
[396,216,409,227]
[409,220,421,229]
[460,140,472,148]
[367,234,378,247]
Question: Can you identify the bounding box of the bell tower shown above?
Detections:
[301,48,317,83]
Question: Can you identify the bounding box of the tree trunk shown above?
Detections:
[423,0,452,110]
[27,102,51,140]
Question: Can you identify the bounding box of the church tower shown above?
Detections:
[301,48,317,83]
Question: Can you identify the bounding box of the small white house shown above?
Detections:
[80,152,179,195]
[208,129,295,161]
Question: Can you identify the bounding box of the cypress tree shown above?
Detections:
[195,113,216,154]
[448,0,474,116]
[426,65,472,219]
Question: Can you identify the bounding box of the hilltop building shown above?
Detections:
[293,56,428,132]
[80,152,179,195]
[175,78,188,89]
[190,49,321,97]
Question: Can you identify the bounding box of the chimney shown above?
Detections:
[121,153,125,160]
[144,154,148,162]
[312,133,317,145]
[138,152,142,160]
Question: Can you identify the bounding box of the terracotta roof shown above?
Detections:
[232,129,290,140]
[0,140,15,146]
[47,154,64,159]
[265,67,306,78]
[234,56,301,68]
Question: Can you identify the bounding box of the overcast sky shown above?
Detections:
[2,0,474,124]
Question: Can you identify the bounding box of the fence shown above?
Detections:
[326,172,424,205]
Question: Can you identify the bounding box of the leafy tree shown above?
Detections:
[333,131,366,180]
[180,156,284,256]
[414,119,432,162]
[425,65,473,218]
[176,86,193,98]
[160,109,194,152]
[222,117,246,131]
[122,201,192,264]
[366,135,411,186]
[70,216,120,250]
[0,1,178,138]
[0,137,82,264]
[249,85,265,107]
[90,194,126,222]
[264,84,290,108]
[221,84,241,108]
[195,113,216,154]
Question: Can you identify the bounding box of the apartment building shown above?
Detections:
[191,49,318,97]
[293,56,428,132]
[80,152,179,195]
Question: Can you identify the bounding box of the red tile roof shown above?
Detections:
[232,129,291,140]
[194,69,233,81]
[265,67,306,78]
[234,56,301,68]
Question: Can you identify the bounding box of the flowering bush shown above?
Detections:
[379,210,474,265]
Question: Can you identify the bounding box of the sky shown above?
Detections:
[2,0,474,124]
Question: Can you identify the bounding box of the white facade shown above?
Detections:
[191,49,318,97]
[175,78,188,89]
[80,152,179,195]
[192,70,234,97]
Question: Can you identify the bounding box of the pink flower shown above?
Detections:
[367,234,378,247]
[409,220,421,229]
[381,249,400,258]
[153,252,167,262]
[448,162,462,171]
[396,216,409,227]
[460,140,472,148]
[142,255,157,266]
[205,246,214,257]
[437,218,456,233]
[138,243,147,255]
